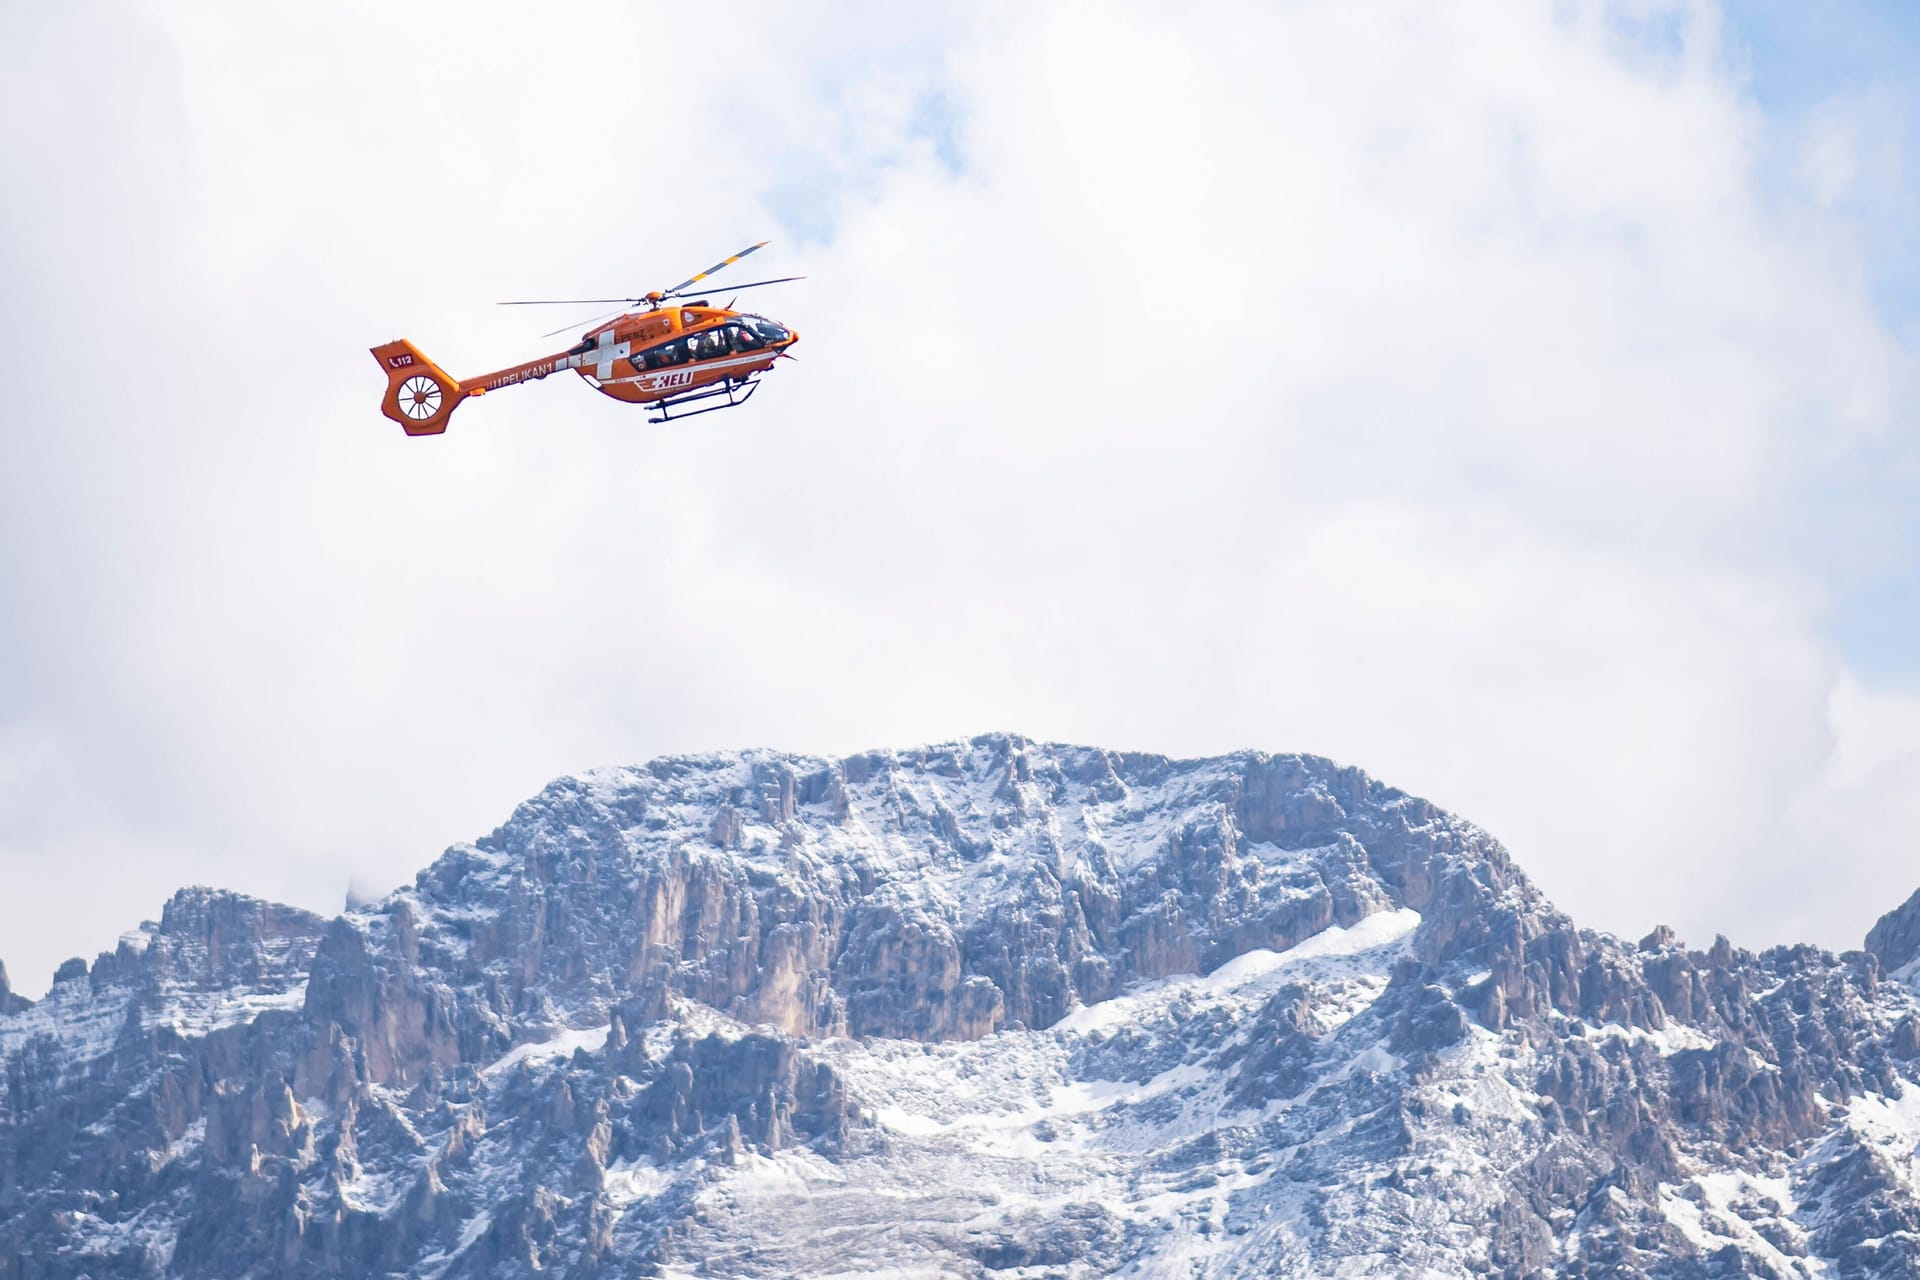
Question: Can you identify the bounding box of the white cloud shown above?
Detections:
[0,0,1915,992]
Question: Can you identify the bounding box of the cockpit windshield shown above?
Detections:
[741,314,790,344]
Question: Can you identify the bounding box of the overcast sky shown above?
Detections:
[3,0,1918,995]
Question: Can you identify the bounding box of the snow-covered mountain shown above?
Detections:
[4,735,1919,1277]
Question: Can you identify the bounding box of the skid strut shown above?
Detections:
[647,375,762,423]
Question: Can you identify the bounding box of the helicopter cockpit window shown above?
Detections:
[732,324,763,351]
[742,314,790,344]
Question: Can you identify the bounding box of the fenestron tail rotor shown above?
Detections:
[396,374,443,421]
[371,341,471,437]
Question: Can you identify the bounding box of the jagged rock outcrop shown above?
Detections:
[0,961,29,1017]
[1867,886,1920,975]
[1,735,1917,1278]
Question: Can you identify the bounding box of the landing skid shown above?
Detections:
[647,375,761,423]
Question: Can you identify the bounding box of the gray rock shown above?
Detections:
[1,735,1918,1278]
[1867,886,1920,974]
[0,961,30,1016]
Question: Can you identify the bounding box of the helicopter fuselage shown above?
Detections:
[371,241,800,434]
[459,306,795,398]
[552,305,797,407]
[372,306,798,433]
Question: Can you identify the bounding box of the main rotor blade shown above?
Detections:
[665,275,805,301]
[663,241,768,296]
[539,307,624,339]
[498,297,638,307]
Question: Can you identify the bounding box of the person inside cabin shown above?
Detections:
[734,325,763,352]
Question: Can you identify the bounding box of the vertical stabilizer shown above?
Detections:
[371,341,469,436]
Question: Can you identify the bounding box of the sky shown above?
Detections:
[1,0,1917,996]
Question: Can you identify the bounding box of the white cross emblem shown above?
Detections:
[576,330,630,380]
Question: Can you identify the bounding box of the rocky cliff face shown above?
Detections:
[1,735,1917,1278]
[0,963,28,1018]
[1866,888,1920,977]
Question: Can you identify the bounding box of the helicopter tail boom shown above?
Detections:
[371,340,470,436]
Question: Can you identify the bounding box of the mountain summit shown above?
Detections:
[3,736,1917,1277]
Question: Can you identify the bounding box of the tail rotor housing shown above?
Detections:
[371,341,469,436]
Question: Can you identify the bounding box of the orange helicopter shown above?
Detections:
[371,242,801,435]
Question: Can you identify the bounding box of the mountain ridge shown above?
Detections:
[2,734,1917,1277]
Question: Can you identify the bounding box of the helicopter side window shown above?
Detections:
[732,324,763,352]
[645,342,682,368]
